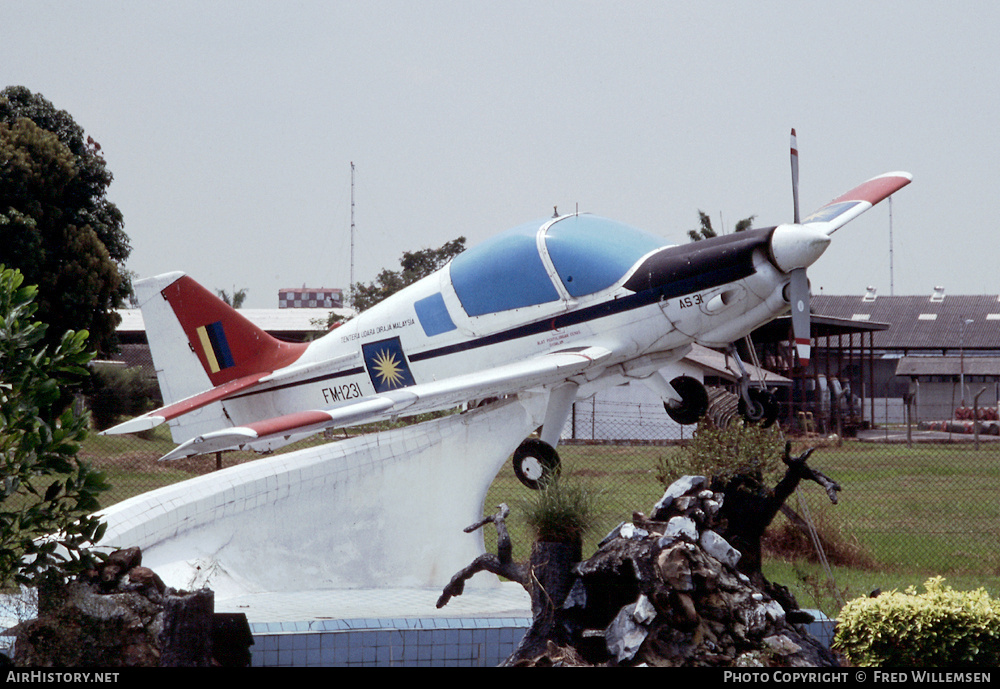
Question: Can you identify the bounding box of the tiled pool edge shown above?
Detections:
[248,616,532,667]
[245,610,834,667]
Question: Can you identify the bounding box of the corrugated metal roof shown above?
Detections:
[812,294,1000,350]
[687,344,790,384]
[895,356,1000,377]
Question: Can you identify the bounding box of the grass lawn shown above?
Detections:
[81,429,1000,617]
[484,438,1000,617]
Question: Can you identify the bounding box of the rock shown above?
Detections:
[128,566,167,596]
[700,529,742,569]
[512,475,842,667]
[606,601,650,663]
[657,544,695,591]
[651,476,707,519]
[659,516,699,545]
[9,547,249,667]
[11,582,164,667]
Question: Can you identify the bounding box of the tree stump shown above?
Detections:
[159,589,214,667]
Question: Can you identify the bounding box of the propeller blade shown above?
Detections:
[789,267,811,367]
[789,129,808,366]
[790,128,801,224]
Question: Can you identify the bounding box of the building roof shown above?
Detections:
[116,307,355,336]
[687,344,790,385]
[752,313,890,344]
[811,293,1000,351]
[896,356,1000,377]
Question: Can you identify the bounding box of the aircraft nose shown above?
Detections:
[769,223,832,274]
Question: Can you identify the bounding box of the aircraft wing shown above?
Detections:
[802,171,912,235]
[158,345,613,461]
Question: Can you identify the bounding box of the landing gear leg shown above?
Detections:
[729,344,779,428]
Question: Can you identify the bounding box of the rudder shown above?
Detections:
[157,274,306,388]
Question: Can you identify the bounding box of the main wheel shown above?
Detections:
[663,375,710,425]
[512,439,561,490]
[738,388,779,428]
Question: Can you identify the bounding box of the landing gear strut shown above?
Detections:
[729,344,779,428]
[512,438,561,490]
[739,387,779,428]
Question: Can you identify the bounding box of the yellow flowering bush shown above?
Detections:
[833,577,1000,667]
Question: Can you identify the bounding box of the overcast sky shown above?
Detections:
[3,1,997,307]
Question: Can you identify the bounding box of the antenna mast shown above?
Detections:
[350,162,356,305]
[889,195,894,296]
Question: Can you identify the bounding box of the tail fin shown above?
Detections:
[134,272,307,441]
[157,274,306,386]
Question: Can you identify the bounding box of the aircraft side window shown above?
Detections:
[414,292,457,337]
[450,221,560,317]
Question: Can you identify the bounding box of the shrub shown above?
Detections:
[0,266,110,586]
[86,364,161,430]
[519,477,601,545]
[833,577,1000,667]
[655,420,784,489]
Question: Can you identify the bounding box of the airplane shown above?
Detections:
[104,132,911,488]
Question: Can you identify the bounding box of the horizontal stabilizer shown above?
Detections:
[101,372,270,436]
[802,171,912,235]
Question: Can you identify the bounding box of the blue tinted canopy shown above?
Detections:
[545,215,668,297]
[450,215,669,317]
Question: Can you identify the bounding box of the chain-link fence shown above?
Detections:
[85,388,1000,611]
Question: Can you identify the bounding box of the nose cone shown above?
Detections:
[769,223,832,273]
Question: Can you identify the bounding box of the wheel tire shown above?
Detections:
[512,439,561,490]
[663,375,709,425]
[739,388,779,428]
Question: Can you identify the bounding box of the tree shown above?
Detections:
[0,86,131,355]
[0,266,110,588]
[216,287,248,309]
[350,237,466,313]
[687,211,756,242]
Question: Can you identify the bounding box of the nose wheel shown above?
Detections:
[738,387,779,428]
[512,438,561,490]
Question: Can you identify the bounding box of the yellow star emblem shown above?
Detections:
[372,348,406,389]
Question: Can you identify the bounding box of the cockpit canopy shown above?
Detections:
[450,214,670,317]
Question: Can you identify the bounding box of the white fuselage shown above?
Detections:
[219,234,790,428]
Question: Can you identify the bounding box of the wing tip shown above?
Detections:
[101,415,166,436]
[874,170,913,183]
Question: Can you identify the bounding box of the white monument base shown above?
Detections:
[95,395,545,599]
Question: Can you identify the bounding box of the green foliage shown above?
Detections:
[350,237,466,312]
[0,86,131,355]
[0,266,110,587]
[216,287,248,308]
[86,365,162,431]
[687,211,757,242]
[655,420,784,489]
[518,477,601,545]
[833,577,1000,667]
